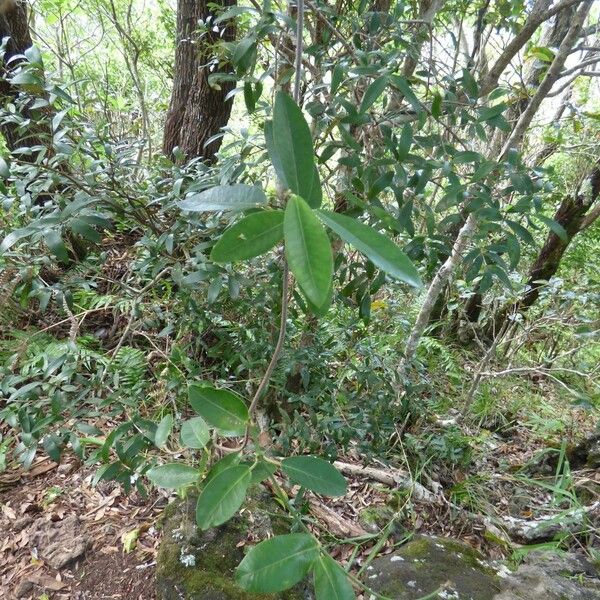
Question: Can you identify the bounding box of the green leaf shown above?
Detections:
[268,92,321,207]
[210,211,284,263]
[281,455,347,497]
[178,185,267,213]
[528,45,555,63]
[154,414,173,448]
[0,227,32,252]
[389,76,423,112]
[478,103,507,122]
[189,384,249,436]
[505,219,535,245]
[314,554,355,600]
[196,465,251,530]
[70,218,102,243]
[180,417,210,449]
[284,195,333,309]
[44,230,69,264]
[236,534,319,593]
[248,459,277,485]
[397,123,412,161]
[205,452,241,484]
[461,68,479,98]
[537,214,568,242]
[359,76,388,113]
[146,463,198,489]
[0,157,10,177]
[431,91,442,118]
[316,211,421,288]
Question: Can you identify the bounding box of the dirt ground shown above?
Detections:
[0,456,164,599]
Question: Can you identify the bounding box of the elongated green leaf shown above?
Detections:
[146,463,198,489]
[1,227,32,252]
[268,92,321,207]
[178,184,267,213]
[236,533,319,593]
[505,219,535,245]
[196,465,251,529]
[316,211,421,288]
[154,414,173,448]
[359,76,388,113]
[44,230,69,264]
[180,417,210,449]
[70,218,102,243]
[389,75,423,112]
[210,211,284,263]
[284,196,333,309]
[537,214,568,242]
[0,157,10,177]
[281,456,347,497]
[314,554,355,600]
[189,384,249,436]
[397,123,412,161]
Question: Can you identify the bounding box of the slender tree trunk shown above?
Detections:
[0,0,36,149]
[402,0,445,78]
[500,1,591,156]
[401,1,592,367]
[162,0,236,162]
[453,1,591,335]
[399,213,477,373]
[489,163,600,336]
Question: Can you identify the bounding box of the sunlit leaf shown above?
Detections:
[281,455,347,496]
[284,196,333,310]
[210,211,284,263]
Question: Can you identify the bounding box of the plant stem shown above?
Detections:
[248,0,304,419]
[248,262,290,417]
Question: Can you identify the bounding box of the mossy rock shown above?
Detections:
[155,490,311,600]
[364,534,503,600]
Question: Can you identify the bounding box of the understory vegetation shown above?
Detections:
[1,0,600,597]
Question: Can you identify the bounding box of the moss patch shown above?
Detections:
[155,492,308,600]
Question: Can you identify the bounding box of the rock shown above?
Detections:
[365,535,503,600]
[155,490,311,600]
[14,579,34,598]
[569,433,600,469]
[365,535,600,600]
[29,514,90,570]
[501,501,599,544]
[494,551,600,600]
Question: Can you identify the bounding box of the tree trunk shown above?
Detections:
[456,1,591,334]
[489,163,600,335]
[0,0,35,149]
[162,0,236,163]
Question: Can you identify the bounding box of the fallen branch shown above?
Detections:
[308,500,368,538]
[333,460,438,503]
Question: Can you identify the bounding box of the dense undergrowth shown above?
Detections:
[2,0,600,595]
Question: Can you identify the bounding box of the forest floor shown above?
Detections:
[1,380,598,600]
